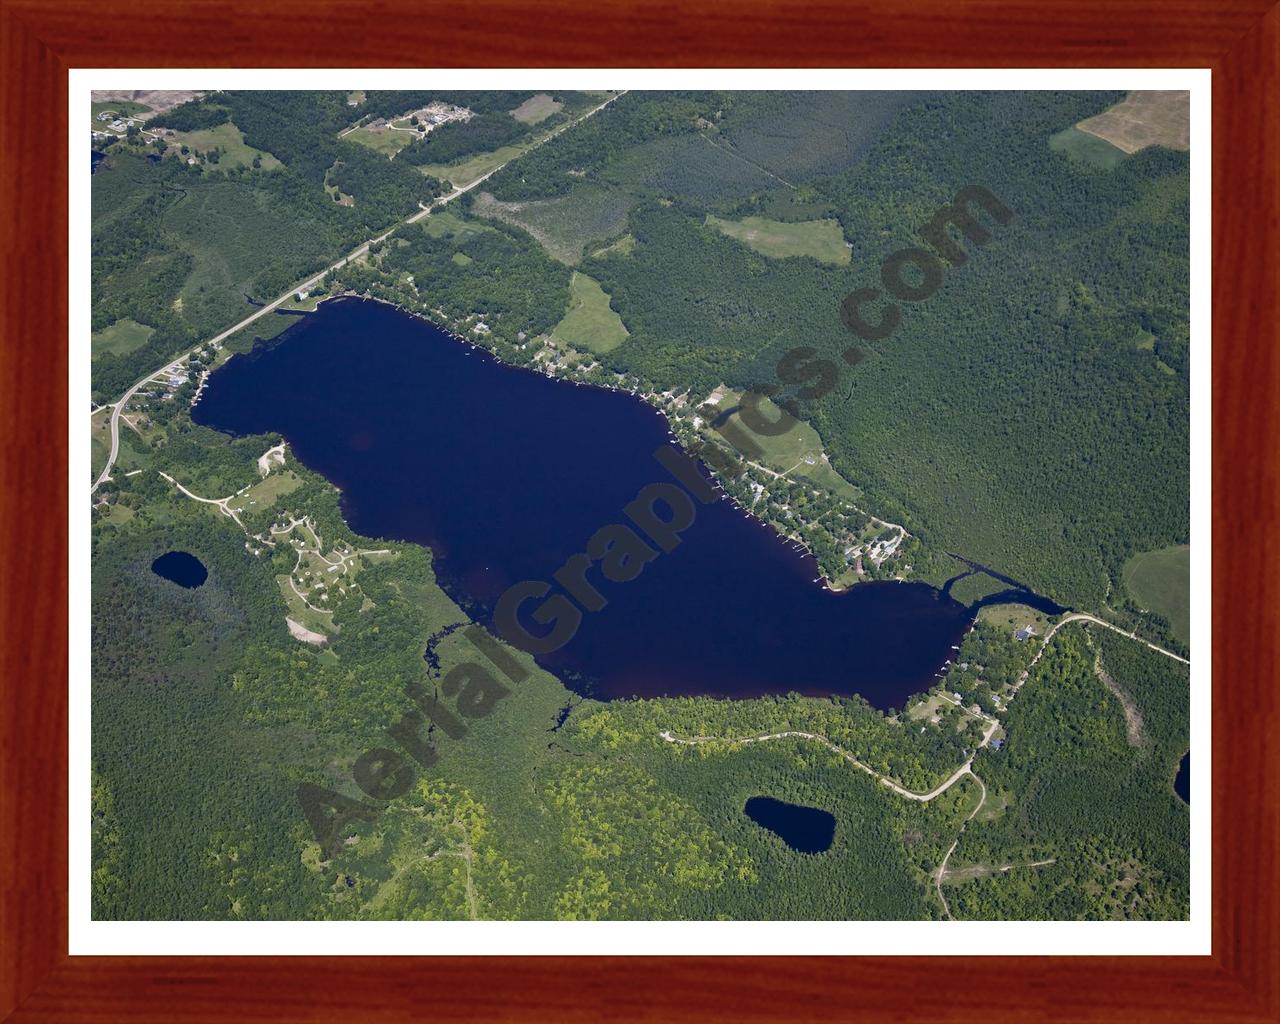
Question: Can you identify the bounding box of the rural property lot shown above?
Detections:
[1077,90,1190,153]
[1122,545,1191,645]
[511,93,562,124]
[549,272,629,353]
[472,187,635,265]
[706,214,851,265]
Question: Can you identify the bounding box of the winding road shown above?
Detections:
[660,609,1189,916]
[660,724,996,803]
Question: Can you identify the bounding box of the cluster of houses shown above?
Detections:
[415,102,470,130]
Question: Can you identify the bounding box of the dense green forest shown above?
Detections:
[91,89,1191,921]
[945,626,1189,919]
[551,91,1187,609]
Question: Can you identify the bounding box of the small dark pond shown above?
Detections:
[1175,751,1190,804]
[151,550,208,588]
[743,796,835,854]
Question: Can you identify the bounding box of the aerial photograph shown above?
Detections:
[89,87,1191,922]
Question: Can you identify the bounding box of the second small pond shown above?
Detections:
[743,795,836,854]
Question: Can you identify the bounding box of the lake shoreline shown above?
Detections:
[196,296,988,709]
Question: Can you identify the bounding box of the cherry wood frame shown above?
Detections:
[2,1,1277,1020]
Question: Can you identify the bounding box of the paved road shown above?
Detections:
[90,91,624,494]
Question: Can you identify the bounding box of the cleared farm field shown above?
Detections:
[1077,91,1190,154]
[1122,545,1190,645]
[472,186,635,264]
[549,272,629,353]
[92,318,154,360]
[420,209,498,241]
[706,214,850,265]
[511,94,562,124]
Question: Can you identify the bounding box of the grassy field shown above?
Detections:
[344,120,418,159]
[420,209,497,241]
[977,602,1057,637]
[707,388,827,471]
[166,122,282,171]
[549,273,629,354]
[229,471,303,516]
[92,318,154,360]
[706,215,851,265]
[1049,126,1127,170]
[703,387,861,503]
[511,94,562,124]
[605,133,777,201]
[473,187,635,264]
[420,143,530,189]
[1122,545,1190,644]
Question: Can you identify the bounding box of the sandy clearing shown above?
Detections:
[286,617,328,646]
[1077,91,1190,154]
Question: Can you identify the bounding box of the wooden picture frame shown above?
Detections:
[3,1,1276,1019]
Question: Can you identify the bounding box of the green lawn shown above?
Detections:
[1122,545,1190,644]
[706,215,851,265]
[549,273,629,354]
[92,318,154,360]
[1049,126,1127,170]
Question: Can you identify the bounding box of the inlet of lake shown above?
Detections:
[194,298,1057,709]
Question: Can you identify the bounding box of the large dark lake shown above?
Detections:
[196,298,1016,708]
